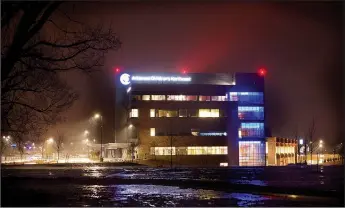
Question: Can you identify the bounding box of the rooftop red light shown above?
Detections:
[113,67,120,73]
[258,68,267,76]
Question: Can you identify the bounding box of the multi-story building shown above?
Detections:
[114,71,266,166]
[266,137,297,166]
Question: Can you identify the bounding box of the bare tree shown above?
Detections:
[55,131,65,162]
[1,2,121,143]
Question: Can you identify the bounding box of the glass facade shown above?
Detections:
[238,106,264,120]
[239,123,264,138]
[229,92,263,104]
[239,141,265,166]
[150,146,227,155]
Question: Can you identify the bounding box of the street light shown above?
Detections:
[94,113,103,162]
[84,130,89,136]
[42,138,54,160]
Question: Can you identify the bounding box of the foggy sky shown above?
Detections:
[55,1,343,147]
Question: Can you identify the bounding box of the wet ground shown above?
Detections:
[1,165,344,206]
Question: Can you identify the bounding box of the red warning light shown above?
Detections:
[258,68,267,76]
[182,68,187,74]
[113,67,120,73]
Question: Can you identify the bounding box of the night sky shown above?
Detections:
[52,1,343,147]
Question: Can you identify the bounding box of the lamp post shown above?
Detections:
[43,138,54,160]
[317,140,323,172]
[94,113,103,162]
[298,139,304,164]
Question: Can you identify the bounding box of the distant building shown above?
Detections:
[113,71,266,167]
[266,137,297,166]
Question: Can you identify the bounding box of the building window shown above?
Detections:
[150,147,176,155]
[150,128,155,136]
[179,109,187,117]
[131,95,141,101]
[220,162,228,167]
[142,95,150,101]
[199,96,211,101]
[240,123,264,138]
[167,95,186,101]
[238,106,264,120]
[150,109,156,117]
[186,95,198,101]
[188,109,198,117]
[229,92,238,101]
[191,129,200,136]
[199,109,219,117]
[239,141,265,166]
[158,110,178,117]
[151,95,166,101]
[211,95,228,101]
[129,109,139,118]
[187,146,227,155]
[151,146,227,155]
[229,92,263,104]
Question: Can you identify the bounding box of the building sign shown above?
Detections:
[199,132,227,136]
[120,73,131,85]
[119,73,192,85]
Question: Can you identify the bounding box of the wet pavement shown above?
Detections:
[1,165,344,206]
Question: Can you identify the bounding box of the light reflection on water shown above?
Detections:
[107,184,271,207]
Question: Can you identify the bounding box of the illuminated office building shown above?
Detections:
[114,70,266,166]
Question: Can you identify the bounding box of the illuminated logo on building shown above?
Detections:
[119,73,192,85]
[120,73,131,85]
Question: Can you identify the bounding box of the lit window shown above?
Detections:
[240,123,264,138]
[238,106,264,120]
[211,96,228,101]
[150,128,155,136]
[158,110,178,117]
[239,141,265,166]
[186,95,198,101]
[199,109,219,117]
[199,96,211,101]
[229,92,238,101]
[129,109,138,118]
[191,129,200,136]
[142,95,150,101]
[151,95,166,101]
[151,147,175,155]
[167,95,186,101]
[187,146,227,155]
[220,162,228,167]
[150,109,156,117]
[179,109,187,117]
[231,92,263,104]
